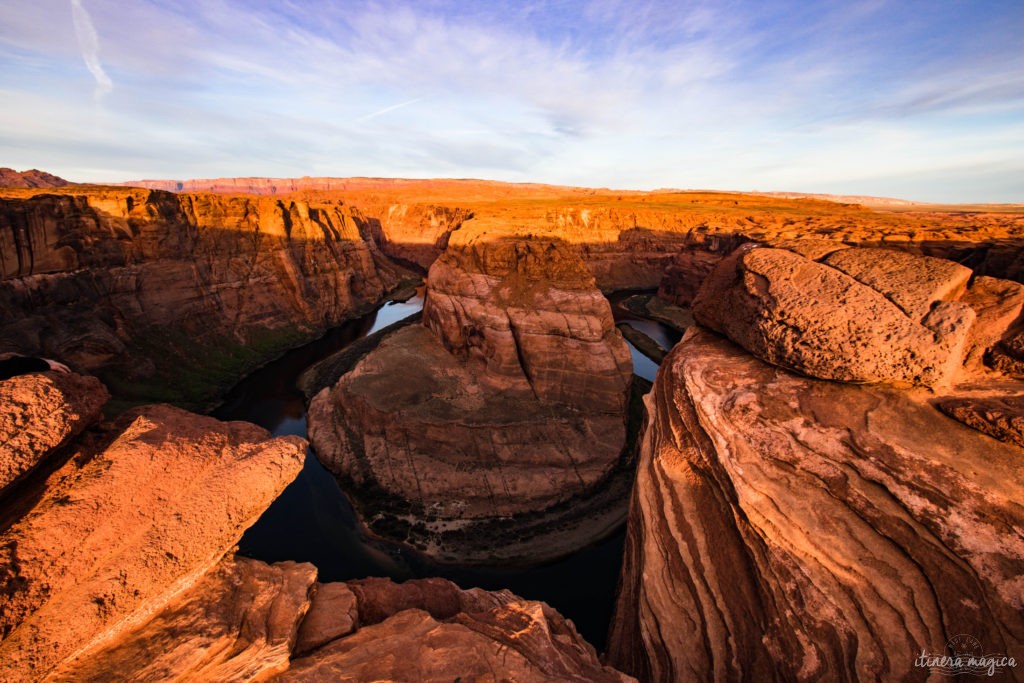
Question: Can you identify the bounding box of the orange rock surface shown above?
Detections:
[607,327,1024,681]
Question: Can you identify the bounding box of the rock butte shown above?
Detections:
[308,236,636,563]
[2,174,1024,680]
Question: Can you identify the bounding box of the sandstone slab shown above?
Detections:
[0,405,306,681]
[53,557,317,682]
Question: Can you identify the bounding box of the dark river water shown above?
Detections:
[213,290,679,651]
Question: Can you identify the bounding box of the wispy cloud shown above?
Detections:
[355,97,425,123]
[1,1,1021,201]
[69,0,112,99]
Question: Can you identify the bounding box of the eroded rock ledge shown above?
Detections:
[0,370,629,681]
[309,237,636,563]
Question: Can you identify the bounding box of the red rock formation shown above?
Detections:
[0,368,628,680]
[53,557,317,681]
[0,168,71,189]
[280,576,631,682]
[308,237,634,563]
[693,246,988,387]
[0,188,415,407]
[0,370,107,495]
[607,327,1024,681]
[0,402,306,681]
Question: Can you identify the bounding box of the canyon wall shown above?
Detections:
[607,247,1024,681]
[0,188,414,408]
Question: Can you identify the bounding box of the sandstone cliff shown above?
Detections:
[0,188,415,408]
[608,248,1024,681]
[308,237,636,564]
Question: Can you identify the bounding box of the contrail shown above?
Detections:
[70,0,113,99]
[356,98,423,123]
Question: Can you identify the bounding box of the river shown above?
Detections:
[213,290,679,650]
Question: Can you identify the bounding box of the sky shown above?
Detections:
[0,0,1022,202]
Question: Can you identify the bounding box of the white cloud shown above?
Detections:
[69,0,112,99]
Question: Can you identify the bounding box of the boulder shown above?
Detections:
[693,246,975,386]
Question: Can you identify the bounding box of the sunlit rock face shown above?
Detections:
[0,370,107,495]
[0,188,412,407]
[0,368,627,680]
[308,237,635,563]
[607,327,1024,681]
[0,388,306,681]
[691,245,1003,387]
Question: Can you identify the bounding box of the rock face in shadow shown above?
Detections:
[0,370,107,496]
[0,401,306,681]
[607,327,1024,682]
[279,576,632,683]
[693,246,987,387]
[308,237,635,563]
[0,188,413,407]
[52,557,318,682]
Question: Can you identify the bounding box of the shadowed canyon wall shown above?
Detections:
[0,188,416,408]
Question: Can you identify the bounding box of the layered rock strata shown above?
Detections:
[607,327,1024,681]
[309,237,635,563]
[0,189,413,408]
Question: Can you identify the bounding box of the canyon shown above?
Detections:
[2,173,1024,680]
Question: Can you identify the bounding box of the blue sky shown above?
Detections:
[1,0,1022,201]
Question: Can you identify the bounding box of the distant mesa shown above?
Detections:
[0,167,73,189]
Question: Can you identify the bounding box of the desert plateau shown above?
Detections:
[0,169,1021,680]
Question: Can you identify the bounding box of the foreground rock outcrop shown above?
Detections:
[0,188,414,408]
[0,393,307,680]
[607,327,1024,681]
[281,576,630,682]
[309,237,636,563]
[0,369,628,681]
